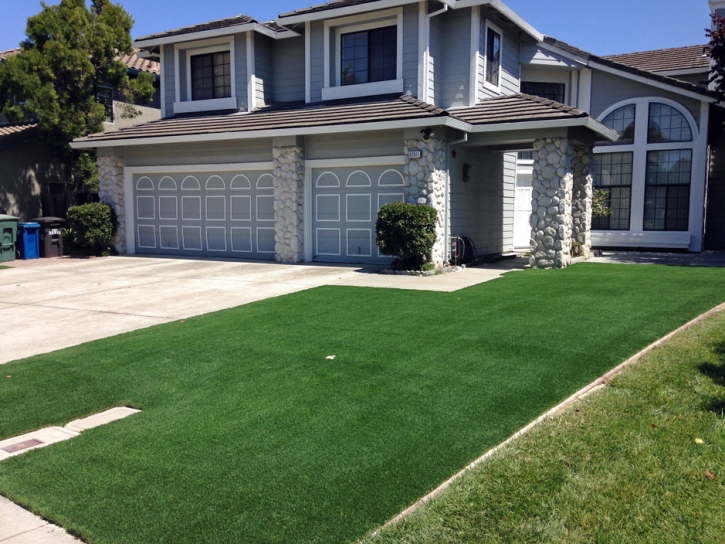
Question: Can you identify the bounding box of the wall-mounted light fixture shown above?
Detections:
[420,128,434,142]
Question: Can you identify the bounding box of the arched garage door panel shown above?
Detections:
[132,170,275,260]
[312,165,405,264]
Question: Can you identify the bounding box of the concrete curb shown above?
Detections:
[376,301,725,534]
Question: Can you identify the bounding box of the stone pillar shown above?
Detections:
[404,138,447,267]
[273,146,305,263]
[529,138,574,269]
[97,154,126,254]
[571,145,593,259]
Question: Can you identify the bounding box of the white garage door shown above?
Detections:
[312,165,406,264]
[132,169,276,260]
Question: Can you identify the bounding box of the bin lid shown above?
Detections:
[32,216,66,224]
[18,222,41,228]
[0,214,19,221]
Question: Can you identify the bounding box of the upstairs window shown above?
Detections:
[96,86,114,123]
[485,24,501,88]
[191,51,231,101]
[341,26,397,86]
[648,103,693,143]
[599,104,636,146]
[521,82,565,103]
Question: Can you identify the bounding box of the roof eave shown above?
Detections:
[454,0,543,42]
[277,0,427,26]
[134,22,294,49]
[70,116,469,150]
[469,116,620,141]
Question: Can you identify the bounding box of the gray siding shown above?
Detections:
[520,43,581,68]
[590,69,702,127]
[235,34,248,111]
[178,50,187,102]
[309,20,325,103]
[439,8,471,108]
[402,3,419,96]
[428,14,442,103]
[450,147,513,255]
[502,152,516,251]
[305,130,403,160]
[479,9,521,101]
[124,139,274,167]
[255,34,275,107]
[162,45,175,118]
[274,37,306,103]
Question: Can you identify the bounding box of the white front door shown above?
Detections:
[514,164,533,249]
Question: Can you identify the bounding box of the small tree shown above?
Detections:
[0,0,155,192]
[592,189,612,220]
[376,202,438,270]
[708,13,725,100]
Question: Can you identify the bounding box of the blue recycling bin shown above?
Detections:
[16,222,40,260]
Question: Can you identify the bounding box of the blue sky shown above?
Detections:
[0,0,713,55]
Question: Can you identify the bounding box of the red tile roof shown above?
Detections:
[0,48,159,75]
[0,123,37,137]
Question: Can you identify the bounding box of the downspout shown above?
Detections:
[423,3,448,103]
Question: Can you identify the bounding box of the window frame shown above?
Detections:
[520,81,566,103]
[593,97,699,234]
[590,152,634,231]
[189,50,232,101]
[96,85,114,123]
[483,20,503,93]
[339,25,398,87]
[322,8,404,101]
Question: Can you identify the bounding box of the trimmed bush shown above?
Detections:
[376,202,437,270]
[66,202,117,255]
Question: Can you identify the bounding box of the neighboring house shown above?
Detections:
[0,49,161,220]
[71,0,724,268]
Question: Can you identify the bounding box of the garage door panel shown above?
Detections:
[133,170,274,260]
[312,165,404,264]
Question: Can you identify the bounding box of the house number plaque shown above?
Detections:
[408,150,422,159]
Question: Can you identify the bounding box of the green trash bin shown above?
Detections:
[0,214,19,263]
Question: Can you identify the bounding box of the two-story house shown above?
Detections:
[71,0,722,268]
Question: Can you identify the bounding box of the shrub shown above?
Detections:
[66,202,117,255]
[375,202,437,270]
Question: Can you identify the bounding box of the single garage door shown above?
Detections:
[312,165,405,264]
[132,169,276,260]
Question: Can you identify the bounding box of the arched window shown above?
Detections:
[648,103,692,143]
[600,104,636,146]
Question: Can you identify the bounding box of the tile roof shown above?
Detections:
[73,95,448,144]
[602,45,711,73]
[542,36,717,99]
[279,0,382,18]
[0,47,159,74]
[449,94,588,125]
[135,15,257,42]
[0,123,37,137]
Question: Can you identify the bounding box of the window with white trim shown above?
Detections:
[341,26,397,86]
[484,21,502,91]
[190,51,231,101]
[594,99,696,233]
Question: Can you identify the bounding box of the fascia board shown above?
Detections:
[453,0,543,42]
[71,116,471,149]
[587,60,718,104]
[134,23,292,49]
[654,67,709,77]
[536,42,590,67]
[469,117,619,141]
[276,0,422,25]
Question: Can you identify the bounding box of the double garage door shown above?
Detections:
[131,164,406,264]
[132,169,276,260]
[312,165,405,264]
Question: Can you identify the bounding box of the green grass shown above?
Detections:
[364,300,725,544]
[0,265,10,270]
[1,264,725,543]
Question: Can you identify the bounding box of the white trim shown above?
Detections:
[136,196,155,220]
[280,0,425,25]
[596,97,699,141]
[158,225,180,250]
[378,168,405,186]
[205,175,226,190]
[578,68,592,113]
[256,172,275,189]
[174,46,180,104]
[205,195,227,221]
[160,45,167,119]
[256,195,276,222]
[256,227,277,253]
[322,79,404,101]
[469,5,480,106]
[230,227,253,253]
[315,228,342,256]
[656,67,709,77]
[316,194,341,222]
[346,170,372,187]
[346,228,373,257]
[136,225,157,249]
[126,163,274,174]
[230,195,252,221]
[305,21,311,103]
[230,174,252,189]
[466,116,618,140]
[182,226,203,251]
[378,192,405,208]
[206,227,228,252]
[590,231,691,248]
[73,118,469,149]
[135,23,258,48]
[181,196,202,220]
[247,32,256,111]
[158,176,177,190]
[690,100,710,252]
[482,19,503,93]
[315,171,341,188]
[181,175,201,190]
[173,97,237,114]
[346,194,373,222]
[158,196,178,220]
[136,176,154,190]
[453,0,543,41]
[417,1,426,100]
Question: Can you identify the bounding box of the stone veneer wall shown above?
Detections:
[404,138,447,267]
[529,138,574,269]
[571,146,593,259]
[273,146,305,263]
[97,154,126,254]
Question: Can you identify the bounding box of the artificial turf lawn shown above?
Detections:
[364,296,725,543]
[1,263,725,543]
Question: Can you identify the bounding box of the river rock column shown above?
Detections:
[529,138,575,269]
[273,146,305,263]
[404,138,447,267]
[571,145,593,259]
[98,154,126,254]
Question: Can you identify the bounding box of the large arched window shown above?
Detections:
[594,98,697,233]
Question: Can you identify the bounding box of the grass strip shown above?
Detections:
[0,264,724,543]
[364,304,725,543]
